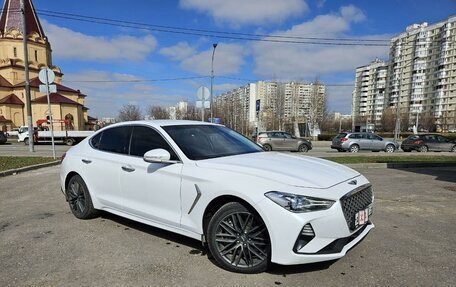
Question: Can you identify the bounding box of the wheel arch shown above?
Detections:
[65,171,81,191]
[202,195,261,240]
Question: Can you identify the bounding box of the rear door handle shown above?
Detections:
[121,165,135,172]
[81,159,92,164]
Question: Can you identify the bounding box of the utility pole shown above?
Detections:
[210,43,217,123]
[21,0,34,152]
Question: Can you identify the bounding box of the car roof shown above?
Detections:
[101,120,220,129]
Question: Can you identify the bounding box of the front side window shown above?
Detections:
[163,125,263,160]
[99,126,132,154]
[130,126,178,160]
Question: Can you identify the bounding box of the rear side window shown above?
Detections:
[130,126,178,160]
[90,132,102,149]
[99,126,132,154]
[349,134,361,139]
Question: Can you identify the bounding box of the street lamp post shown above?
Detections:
[210,43,218,122]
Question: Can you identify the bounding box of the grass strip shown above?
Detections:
[0,156,56,172]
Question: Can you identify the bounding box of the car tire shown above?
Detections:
[451,145,456,153]
[65,138,75,146]
[24,138,29,145]
[66,175,99,220]
[349,144,359,153]
[419,145,428,153]
[263,144,272,151]
[298,144,309,153]
[207,202,270,274]
[385,144,395,153]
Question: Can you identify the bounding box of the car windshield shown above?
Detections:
[162,125,264,160]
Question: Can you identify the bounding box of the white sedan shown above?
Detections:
[60,120,374,273]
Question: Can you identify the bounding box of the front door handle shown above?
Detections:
[81,159,92,164]
[121,165,135,172]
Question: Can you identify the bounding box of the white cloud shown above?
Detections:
[252,6,389,79]
[159,42,196,61]
[42,20,157,62]
[180,0,308,26]
[63,71,184,117]
[161,42,247,76]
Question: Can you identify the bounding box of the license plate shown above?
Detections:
[354,205,373,228]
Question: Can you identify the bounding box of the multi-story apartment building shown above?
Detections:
[353,16,456,131]
[215,81,326,133]
[352,59,387,127]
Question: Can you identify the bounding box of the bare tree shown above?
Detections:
[308,79,325,139]
[118,104,142,122]
[380,108,395,132]
[421,112,435,132]
[147,105,169,119]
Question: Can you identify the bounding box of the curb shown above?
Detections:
[346,162,456,169]
[0,160,61,177]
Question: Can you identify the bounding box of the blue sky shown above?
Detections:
[31,0,455,117]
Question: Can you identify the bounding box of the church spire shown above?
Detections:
[0,0,45,38]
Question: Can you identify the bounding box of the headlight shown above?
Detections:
[265,191,335,213]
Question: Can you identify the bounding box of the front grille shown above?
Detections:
[340,185,373,231]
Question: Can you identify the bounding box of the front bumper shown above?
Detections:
[255,185,374,265]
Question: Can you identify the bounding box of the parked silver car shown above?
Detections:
[257,131,312,152]
[331,132,398,153]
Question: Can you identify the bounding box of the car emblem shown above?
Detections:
[348,180,358,185]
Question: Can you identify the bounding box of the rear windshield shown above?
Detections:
[406,135,419,140]
[335,133,347,138]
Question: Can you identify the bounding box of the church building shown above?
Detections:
[0,0,91,131]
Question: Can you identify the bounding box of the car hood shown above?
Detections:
[196,152,360,189]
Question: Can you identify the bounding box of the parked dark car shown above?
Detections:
[401,134,456,152]
[256,131,312,152]
[0,131,7,144]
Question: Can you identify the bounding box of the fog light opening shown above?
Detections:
[293,223,315,252]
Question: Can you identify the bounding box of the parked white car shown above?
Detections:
[60,120,374,273]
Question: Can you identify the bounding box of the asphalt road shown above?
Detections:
[0,166,455,286]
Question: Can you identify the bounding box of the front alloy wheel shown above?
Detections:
[207,202,270,273]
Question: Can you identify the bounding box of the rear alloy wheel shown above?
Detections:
[420,145,428,153]
[385,144,395,153]
[207,202,270,273]
[262,144,272,152]
[451,145,456,152]
[298,144,309,153]
[24,138,29,145]
[67,175,99,219]
[349,144,359,153]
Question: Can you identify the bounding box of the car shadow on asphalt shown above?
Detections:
[268,260,336,275]
[99,211,206,251]
[388,166,456,183]
[99,211,341,273]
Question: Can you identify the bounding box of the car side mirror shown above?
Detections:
[143,149,178,164]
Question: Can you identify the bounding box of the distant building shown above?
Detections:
[352,58,387,127]
[353,16,456,131]
[0,0,91,132]
[215,81,326,133]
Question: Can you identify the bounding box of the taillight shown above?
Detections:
[61,152,66,162]
[340,138,348,142]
